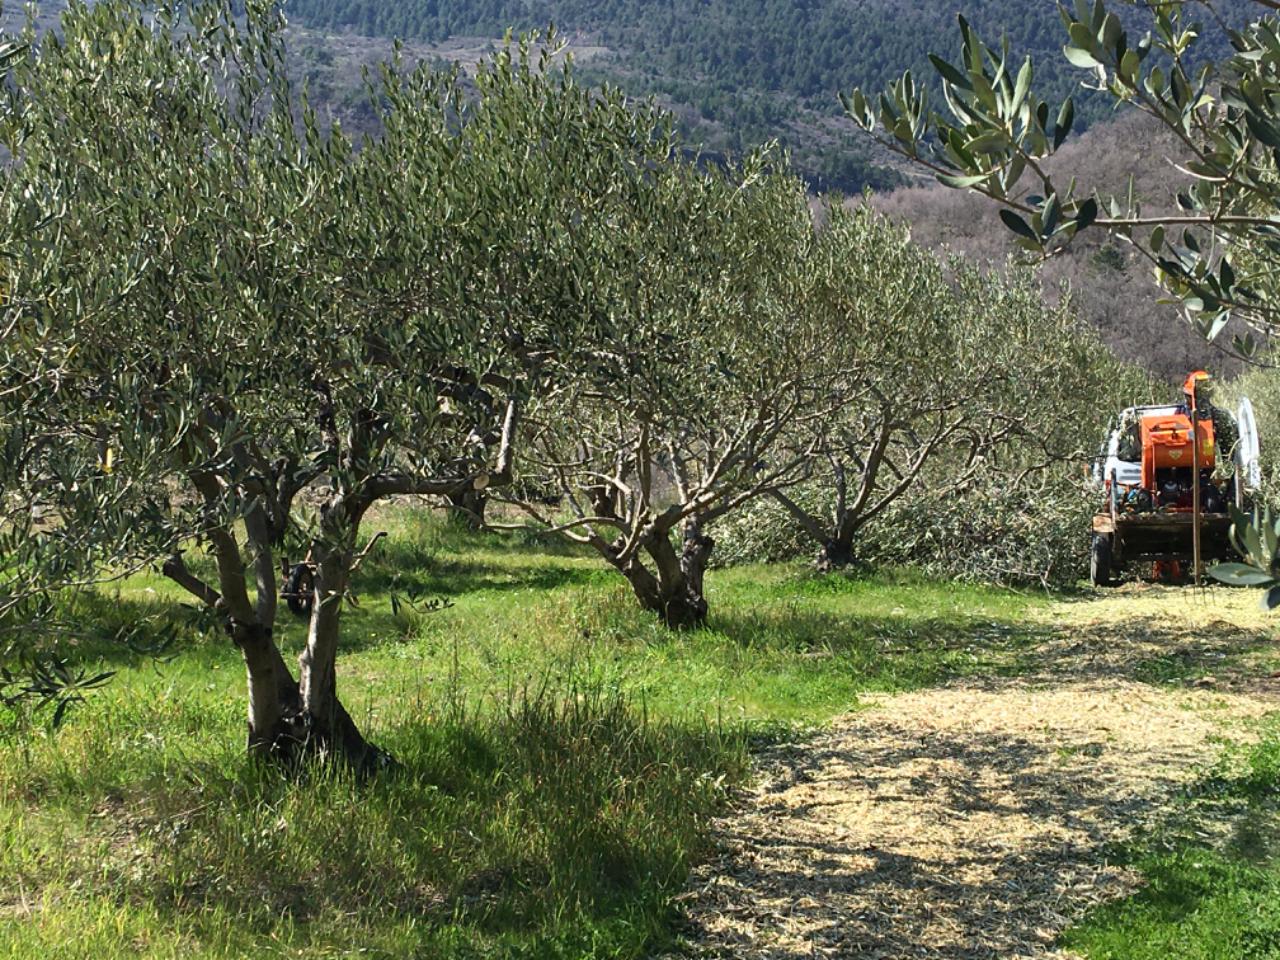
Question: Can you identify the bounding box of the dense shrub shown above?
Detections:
[856,475,1099,587]
[714,472,1100,588]
[712,484,824,568]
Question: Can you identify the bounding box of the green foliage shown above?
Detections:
[715,472,1100,587]
[858,475,1100,587]
[285,0,1231,123]
[503,155,848,624]
[850,0,1280,600]
[1063,845,1280,959]
[0,655,114,731]
[1,0,808,741]
[712,485,823,567]
[848,0,1278,352]
[0,682,747,958]
[1207,505,1280,610]
[1207,363,1280,594]
[732,208,1151,575]
[1221,360,1280,493]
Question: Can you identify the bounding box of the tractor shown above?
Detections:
[1090,370,1260,587]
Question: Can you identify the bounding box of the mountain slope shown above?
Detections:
[871,110,1244,382]
[284,0,1248,191]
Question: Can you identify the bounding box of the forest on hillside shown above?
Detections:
[286,0,1250,192]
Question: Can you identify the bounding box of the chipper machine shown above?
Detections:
[1091,370,1261,586]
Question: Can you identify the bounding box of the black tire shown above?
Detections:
[284,563,314,619]
[1090,534,1114,587]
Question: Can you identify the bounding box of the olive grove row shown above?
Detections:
[0,0,1127,768]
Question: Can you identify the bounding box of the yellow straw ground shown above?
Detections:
[667,585,1280,959]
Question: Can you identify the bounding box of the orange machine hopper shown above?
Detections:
[1139,414,1215,491]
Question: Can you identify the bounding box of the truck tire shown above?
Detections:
[1090,534,1114,587]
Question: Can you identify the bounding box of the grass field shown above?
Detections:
[1,507,1278,958]
[0,508,1044,959]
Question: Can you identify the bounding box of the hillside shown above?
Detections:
[284,0,1249,193]
[4,0,1253,197]
[870,110,1247,383]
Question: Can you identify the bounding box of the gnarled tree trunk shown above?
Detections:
[816,536,856,572]
[163,550,306,762]
[235,622,302,758]
[771,479,870,572]
[616,522,715,629]
[445,487,487,529]
[293,525,392,776]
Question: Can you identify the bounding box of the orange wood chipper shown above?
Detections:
[1090,371,1261,586]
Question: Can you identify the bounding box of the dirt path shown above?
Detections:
[667,586,1280,959]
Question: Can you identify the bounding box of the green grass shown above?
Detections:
[1061,716,1280,960]
[0,508,1048,959]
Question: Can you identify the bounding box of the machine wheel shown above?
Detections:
[1090,534,1114,587]
[284,563,315,619]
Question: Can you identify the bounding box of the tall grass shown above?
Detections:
[1,678,746,958]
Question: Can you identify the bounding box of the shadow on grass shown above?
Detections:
[1058,718,1280,959]
[362,515,590,568]
[705,605,1039,692]
[38,683,749,958]
[353,554,603,599]
[35,589,228,670]
[45,550,1278,705]
[707,580,1274,693]
[353,516,601,597]
[1022,613,1272,686]
[40,538,605,670]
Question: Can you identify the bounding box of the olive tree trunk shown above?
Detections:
[617,522,714,629]
[292,518,392,776]
[445,488,488,529]
[235,623,302,756]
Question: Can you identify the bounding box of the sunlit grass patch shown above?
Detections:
[0,510,1049,959]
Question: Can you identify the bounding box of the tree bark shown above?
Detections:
[677,522,714,625]
[163,548,303,760]
[816,536,856,572]
[294,526,392,775]
[231,620,302,759]
[445,488,487,529]
[616,523,713,630]
[768,489,858,572]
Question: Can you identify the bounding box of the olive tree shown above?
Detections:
[0,1,684,765]
[767,205,1118,569]
[498,159,842,628]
